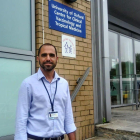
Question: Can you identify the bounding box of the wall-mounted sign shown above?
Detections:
[49,0,86,38]
[62,35,76,58]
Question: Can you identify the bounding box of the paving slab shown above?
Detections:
[96,106,140,139]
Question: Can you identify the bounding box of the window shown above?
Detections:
[0,0,35,139]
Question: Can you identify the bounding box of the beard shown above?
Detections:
[39,61,57,72]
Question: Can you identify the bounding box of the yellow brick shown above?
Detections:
[75,122,80,128]
[78,4,86,11]
[80,91,89,96]
[76,1,82,4]
[87,16,91,22]
[55,69,59,73]
[76,106,85,111]
[69,85,75,90]
[51,41,61,47]
[35,0,42,3]
[70,81,77,85]
[82,1,90,8]
[79,127,83,140]
[78,51,88,57]
[76,116,85,122]
[86,30,91,35]
[84,57,92,62]
[44,39,52,44]
[59,69,69,75]
[86,115,94,120]
[92,125,95,137]
[75,65,84,70]
[44,5,48,11]
[87,7,91,13]
[79,42,88,47]
[80,120,90,126]
[70,60,78,65]
[81,110,89,116]
[90,101,93,105]
[72,107,75,112]
[76,96,84,101]
[81,101,90,106]
[36,3,42,9]
[36,38,43,44]
[57,37,61,42]
[75,36,83,41]
[86,21,91,26]
[84,47,91,53]
[76,127,80,140]
[85,96,93,100]
[35,9,41,15]
[90,119,94,124]
[85,86,93,90]
[58,58,69,64]
[90,110,93,115]
[64,64,74,70]
[86,105,94,110]
[36,26,42,32]
[83,126,86,140]
[83,38,91,44]
[46,34,58,41]
[52,30,62,36]
[44,21,49,28]
[65,75,74,80]
[36,61,39,68]
[36,14,42,20]
[36,32,43,38]
[69,70,80,75]
[87,25,91,31]
[56,63,63,69]
[85,126,89,139]
[44,0,48,5]
[72,101,80,107]
[83,81,88,86]
[77,46,84,51]
[73,112,80,117]
[89,125,92,138]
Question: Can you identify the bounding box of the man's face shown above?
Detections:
[37,45,58,72]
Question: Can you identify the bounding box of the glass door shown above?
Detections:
[134,40,140,102]
[120,35,134,104]
[109,31,121,105]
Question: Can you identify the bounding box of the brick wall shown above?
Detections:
[35,0,94,139]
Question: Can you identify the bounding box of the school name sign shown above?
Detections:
[49,0,86,38]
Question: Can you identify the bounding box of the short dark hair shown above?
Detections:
[38,43,57,56]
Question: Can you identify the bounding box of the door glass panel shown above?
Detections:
[134,40,140,102]
[0,58,31,137]
[109,31,121,105]
[0,0,31,51]
[120,36,134,104]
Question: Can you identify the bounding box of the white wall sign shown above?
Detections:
[62,35,76,58]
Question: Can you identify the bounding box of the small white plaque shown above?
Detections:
[62,35,76,58]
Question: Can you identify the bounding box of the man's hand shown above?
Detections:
[67,131,76,140]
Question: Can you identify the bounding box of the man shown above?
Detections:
[15,43,76,140]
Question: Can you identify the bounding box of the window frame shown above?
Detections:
[0,0,35,139]
[0,0,35,56]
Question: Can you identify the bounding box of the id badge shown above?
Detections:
[49,111,58,119]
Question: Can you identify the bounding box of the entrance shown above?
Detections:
[109,30,140,106]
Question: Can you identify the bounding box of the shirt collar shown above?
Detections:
[37,68,60,81]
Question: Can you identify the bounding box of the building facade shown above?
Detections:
[1,0,140,140]
[0,0,94,139]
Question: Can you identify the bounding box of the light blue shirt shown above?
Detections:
[14,68,76,140]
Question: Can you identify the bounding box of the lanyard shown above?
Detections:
[41,78,58,111]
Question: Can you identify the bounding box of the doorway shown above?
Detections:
[109,30,140,107]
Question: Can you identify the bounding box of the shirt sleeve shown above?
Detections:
[14,81,31,140]
[64,82,76,134]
